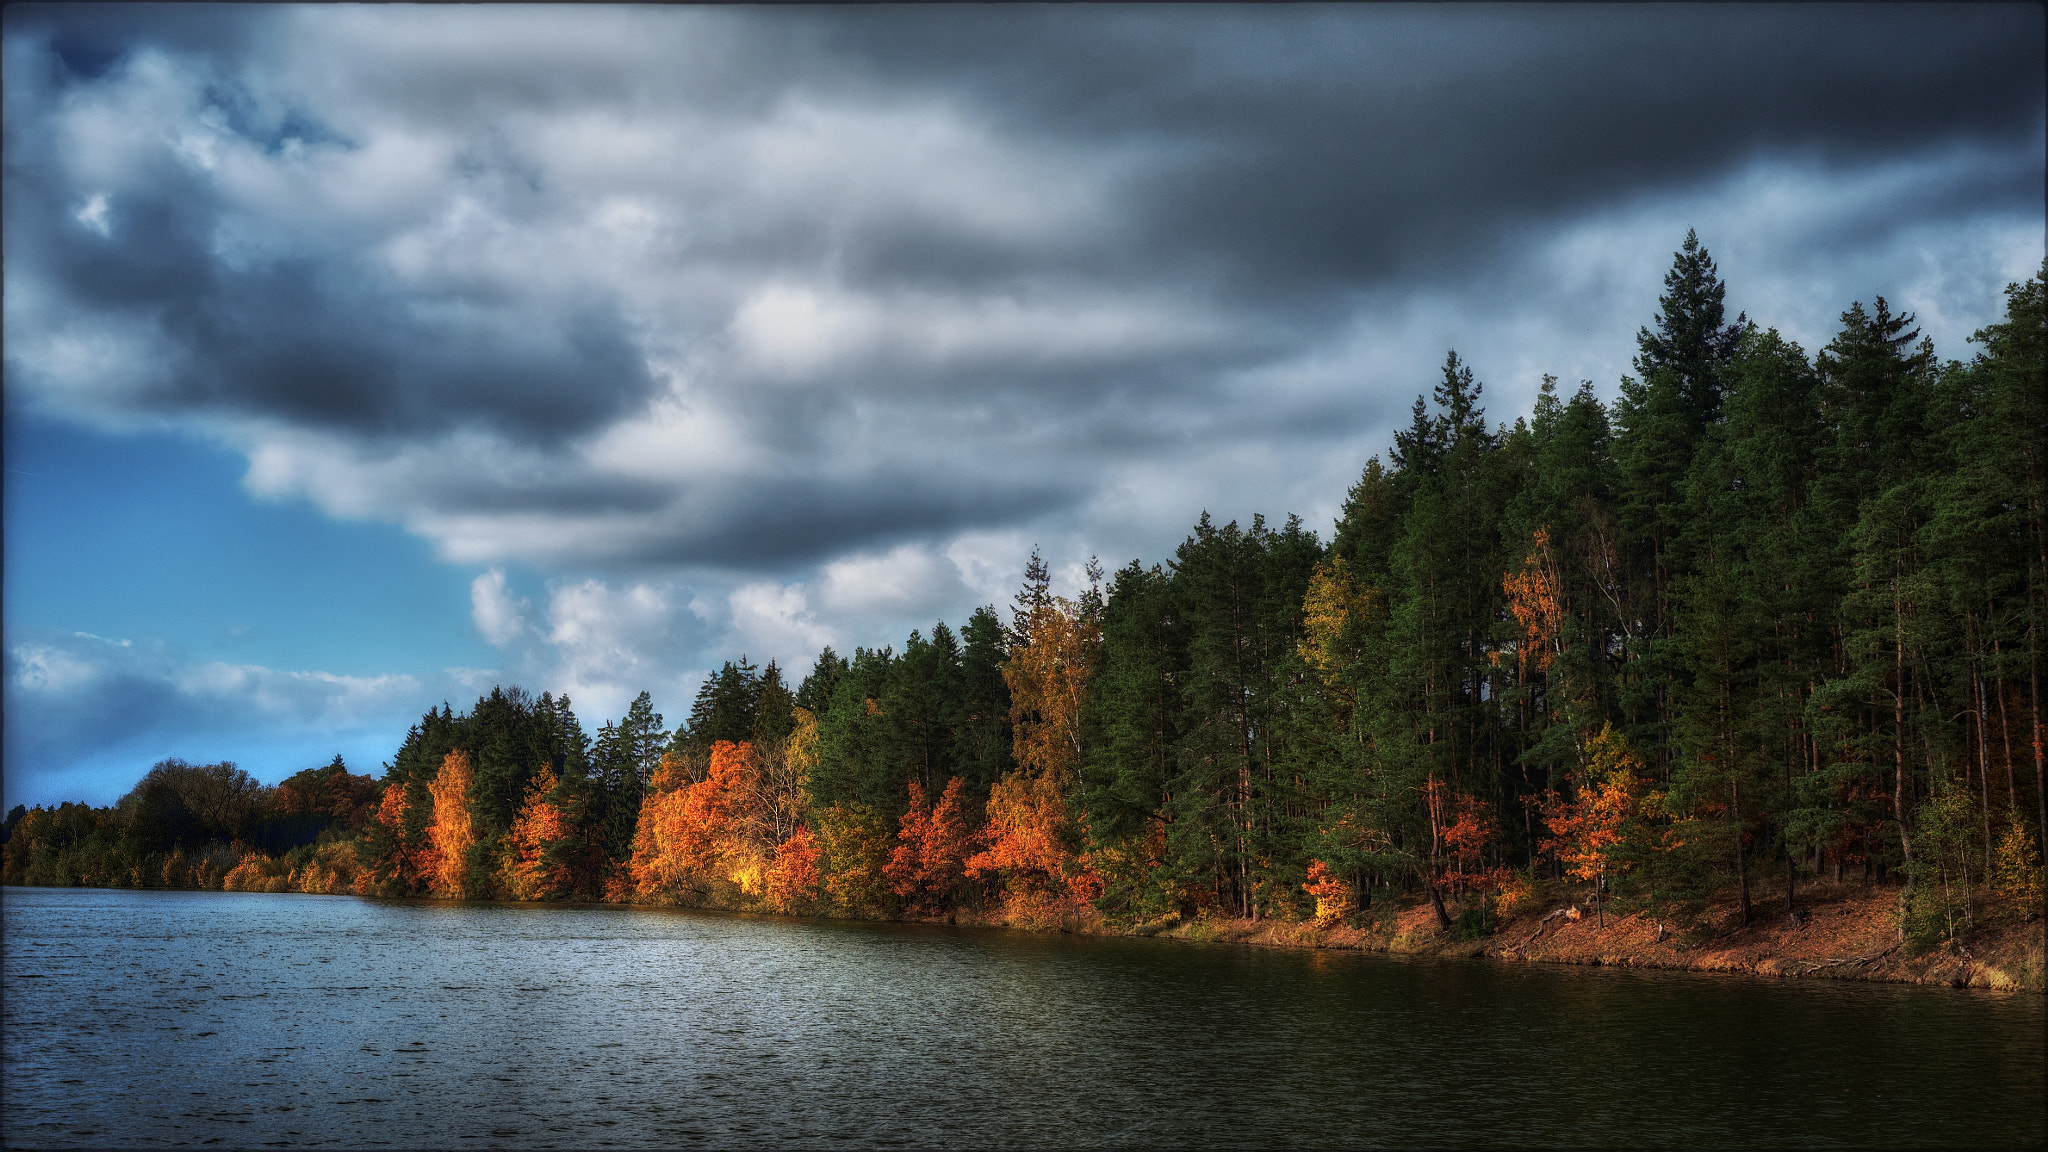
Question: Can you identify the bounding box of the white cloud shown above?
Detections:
[469,568,534,647]
[731,284,879,378]
[72,193,111,236]
[820,543,966,614]
[7,631,424,728]
[727,582,836,662]
[536,577,697,724]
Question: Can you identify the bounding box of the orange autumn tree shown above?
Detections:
[627,752,688,897]
[1541,724,1673,926]
[764,825,823,912]
[629,739,754,902]
[885,776,976,915]
[368,776,436,894]
[1418,776,1507,930]
[1439,786,1507,899]
[1303,859,1355,926]
[503,765,574,900]
[1503,526,1565,679]
[426,750,477,898]
[968,553,1103,926]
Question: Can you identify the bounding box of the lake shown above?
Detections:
[2,886,2041,1148]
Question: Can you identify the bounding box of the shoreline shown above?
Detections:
[1069,883,2046,993]
[12,879,2042,993]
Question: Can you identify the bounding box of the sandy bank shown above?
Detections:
[1088,883,2043,993]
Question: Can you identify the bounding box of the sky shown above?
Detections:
[4,4,2042,809]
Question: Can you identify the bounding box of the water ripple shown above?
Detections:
[3,887,2041,1148]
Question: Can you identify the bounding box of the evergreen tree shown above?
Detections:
[797,647,849,716]
[881,627,964,794]
[811,646,902,813]
[1081,562,1184,849]
[1610,232,1746,775]
[955,607,1014,796]
[753,663,797,746]
[685,659,762,750]
[591,691,667,868]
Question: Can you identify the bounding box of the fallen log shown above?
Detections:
[1515,906,1575,948]
[1800,944,1901,974]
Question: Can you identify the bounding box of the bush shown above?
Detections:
[1455,904,1493,940]
[1993,818,2045,922]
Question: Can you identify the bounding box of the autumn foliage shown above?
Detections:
[764,825,824,912]
[885,777,976,914]
[1537,725,1688,924]
[12,251,2046,968]
[1502,527,1565,678]
[427,750,476,898]
[631,741,748,897]
[1303,860,1354,926]
[504,765,574,900]
[965,573,1102,927]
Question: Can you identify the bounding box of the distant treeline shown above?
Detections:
[8,236,2044,950]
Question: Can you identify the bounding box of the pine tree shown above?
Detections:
[1611,233,1747,776]
[685,659,762,750]
[955,607,1014,797]
[796,647,849,716]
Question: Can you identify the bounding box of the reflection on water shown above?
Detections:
[3,887,2042,1148]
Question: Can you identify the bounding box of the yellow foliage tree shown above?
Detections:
[1297,557,1381,722]
[974,564,1103,926]
[815,802,894,912]
[427,750,477,899]
[1993,816,2046,921]
[1004,594,1098,786]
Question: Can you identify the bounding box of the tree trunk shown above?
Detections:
[1976,662,1994,874]
[1733,779,1750,926]
[1428,882,1453,933]
[1895,577,1914,868]
[2035,659,2046,862]
[1994,662,2017,811]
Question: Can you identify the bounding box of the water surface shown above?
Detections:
[4,887,2041,1148]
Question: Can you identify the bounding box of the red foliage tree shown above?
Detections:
[766,825,824,912]
[886,777,976,915]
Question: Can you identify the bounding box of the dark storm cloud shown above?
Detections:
[3,4,2039,577]
[10,4,2037,806]
[4,31,658,444]
[25,2,266,78]
[668,473,1084,569]
[798,5,2040,296]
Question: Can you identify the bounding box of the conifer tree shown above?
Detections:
[955,607,1015,797]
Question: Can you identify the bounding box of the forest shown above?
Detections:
[7,235,2045,954]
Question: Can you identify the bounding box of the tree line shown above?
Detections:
[8,235,2044,950]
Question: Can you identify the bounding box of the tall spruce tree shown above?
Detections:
[1611,232,1746,774]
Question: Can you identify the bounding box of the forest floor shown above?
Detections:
[1103,882,2045,993]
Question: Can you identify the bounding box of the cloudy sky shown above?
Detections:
[4,4,2041,807]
